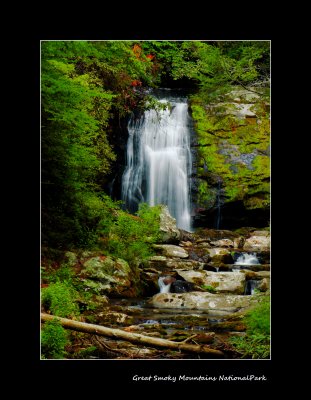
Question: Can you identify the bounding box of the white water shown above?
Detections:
[158,276,172,293]
[121,94,192,231]
[235,253,260,265]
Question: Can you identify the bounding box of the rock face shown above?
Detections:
[177,270,246,295]
[153,244,189,258]
[158,205,181,242]
[191,87,270,229]
[81,256,139,297]
[149,292,253,312]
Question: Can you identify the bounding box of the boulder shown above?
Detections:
[148,256,204,271]
[80,256,138,297]
[258,278,270,292]
[210,239,234,248]
[177,270,246,295]
[243,235,270,251]
[153,244,189,258]
[241,270,270,280]
[233,237,245,249]
[149,292,253,312]
[207,248,234,264]
[158,205,181,243]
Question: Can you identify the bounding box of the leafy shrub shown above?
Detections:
[45,265,75,285]
[230,295,270,359]
[41,318,69,359]
[107,203,161,264]
[41,281,80,318]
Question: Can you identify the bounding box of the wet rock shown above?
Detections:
[177,270,246,294]
[158,205,181,243]
[211,320,247,332]
[258,278,270,292]
[207,248,234,264]
[153,244,189,258]
[243,235,270,251]
[171,280,195,293]
[180,241,193,247]
[241,270,270,280]
[98,311,133,325]
[148,257,204,271]
[233,237,245,249]
[149,292,253,311]
[210,239,234,248]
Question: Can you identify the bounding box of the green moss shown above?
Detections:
[190,92,270,210]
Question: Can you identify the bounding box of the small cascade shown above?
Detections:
[214,266,220,272]
[235,252,260,265]
[244,280,259,295]
[158,276,174,293]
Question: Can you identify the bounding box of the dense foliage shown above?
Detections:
[41,40,269,249]
[41,318,69,359]
[107,203,161,264]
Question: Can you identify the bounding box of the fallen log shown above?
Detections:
[41,313,224,357]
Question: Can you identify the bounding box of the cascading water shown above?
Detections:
[158,276,173,294]
[235,253,260,265]
[121,91,192,232]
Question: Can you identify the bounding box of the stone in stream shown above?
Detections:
[158,205,181,243]
[243,235,270,252]
[241,270,270,292]
[147,256,204,271]
[206,248,234,264]
[153,244,189,258]
[149,292,253,312]
[209,239,234,248]
[176,270,246,295]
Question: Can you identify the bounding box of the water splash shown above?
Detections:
[121,95,192,231]
[235,253,260,265]
[158,276,173,293]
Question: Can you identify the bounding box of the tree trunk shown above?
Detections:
[41,313,224,357]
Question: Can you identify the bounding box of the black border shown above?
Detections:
[20,18,281,392]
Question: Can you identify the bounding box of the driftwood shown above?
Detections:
[41,313,224,357]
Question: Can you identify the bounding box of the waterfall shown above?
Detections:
[235,253,260,265]
[121,92,192,231]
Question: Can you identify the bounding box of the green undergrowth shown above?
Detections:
[41,318,69,359]
[230,295,270,359]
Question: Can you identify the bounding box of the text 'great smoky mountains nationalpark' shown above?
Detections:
[132,375,267,382]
